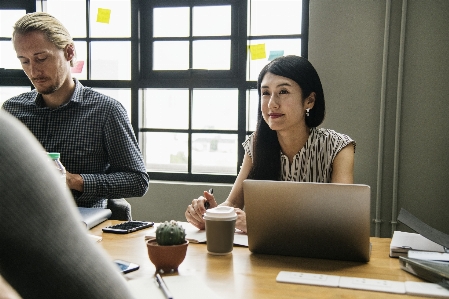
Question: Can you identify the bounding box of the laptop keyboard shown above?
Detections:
[102,221,154,234]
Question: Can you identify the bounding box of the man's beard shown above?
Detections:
[33,80,59,95]
[38,85,58,95]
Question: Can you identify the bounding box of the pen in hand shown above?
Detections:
[156,273,173,299]
[204,188,213,210]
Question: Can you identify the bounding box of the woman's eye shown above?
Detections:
[262,90,270,96]
[279,89,289,94]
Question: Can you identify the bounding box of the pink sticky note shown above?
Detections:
[71,60,84,73]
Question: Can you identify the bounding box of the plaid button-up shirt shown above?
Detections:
[2,79,149,208]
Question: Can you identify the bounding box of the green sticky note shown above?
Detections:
[97,8,111,24]
[250,44,266,60]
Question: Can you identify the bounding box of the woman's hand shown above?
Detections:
[185,190,217,230]
[234,208,247,233]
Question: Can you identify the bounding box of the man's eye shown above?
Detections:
[37,57,47,62]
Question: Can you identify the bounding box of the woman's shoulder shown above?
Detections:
[242,132,256,157]
[313,127,352,140]
[312,127,356,151]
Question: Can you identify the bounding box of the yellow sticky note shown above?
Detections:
[250,44,266,60]
[97,8,111,24]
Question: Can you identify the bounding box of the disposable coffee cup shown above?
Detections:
[204,206,237,255]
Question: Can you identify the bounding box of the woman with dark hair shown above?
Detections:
[186,55,355,233]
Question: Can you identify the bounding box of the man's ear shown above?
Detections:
[306,92,316,109]
[64,44,75,62]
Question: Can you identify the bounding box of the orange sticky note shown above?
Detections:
[97,8,111,24]
[71,60,84,73]
[249,44,266,60]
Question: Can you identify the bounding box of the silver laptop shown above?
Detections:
[243,180,371,262]
[78,207,112,229]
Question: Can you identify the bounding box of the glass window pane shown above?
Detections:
[0,41,21,69]
[192,89,238,130]
[246,89,259,131]
[0,86,31,107]
[91,41,130,80]
[193,5,231,37]
[71,41,87,80]
[95,88,131,120]
[46,0,86,38]
[143,132,188,173]
[90,0,131,38]
[153,41,189,70]
[248,0,302,36]
[153,7,189,38]
[192,133,237,175]
[192,40,230,70]
[0,10,25,37]
[142,89,189,129]
[247,38,302,81]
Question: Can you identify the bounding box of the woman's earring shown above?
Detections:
[306,108,310,117]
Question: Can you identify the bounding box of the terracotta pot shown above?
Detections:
[146,239,189,273]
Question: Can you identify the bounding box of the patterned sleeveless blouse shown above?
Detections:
[242,127,356,183]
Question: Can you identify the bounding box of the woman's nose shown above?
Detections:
[268,94,279,108]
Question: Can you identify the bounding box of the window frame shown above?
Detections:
[0,0,309,184]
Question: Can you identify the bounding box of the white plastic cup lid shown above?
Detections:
[204,206,237,221]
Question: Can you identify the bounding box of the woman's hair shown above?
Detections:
[247,55,325,180]
[13,12,76,67]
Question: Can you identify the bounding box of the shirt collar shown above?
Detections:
[33,78,83,108]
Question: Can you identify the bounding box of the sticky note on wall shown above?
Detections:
[71,60,84,73]
[97,8,111,24]
[268,50,284,61]
[249,44,266,60]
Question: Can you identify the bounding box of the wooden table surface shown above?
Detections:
[90,221,427,299]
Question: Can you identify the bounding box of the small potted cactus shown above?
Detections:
[146,220,189,273]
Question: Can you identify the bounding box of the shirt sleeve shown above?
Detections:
[79,101,149,200]
[242,132,255,159]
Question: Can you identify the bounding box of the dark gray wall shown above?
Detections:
[130,0,449,238]
[309,0,449,237]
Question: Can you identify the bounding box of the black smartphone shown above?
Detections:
[114,259,140,274]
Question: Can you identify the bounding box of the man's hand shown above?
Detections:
[66,171,84,192]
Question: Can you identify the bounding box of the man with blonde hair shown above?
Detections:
[2,12,149,210]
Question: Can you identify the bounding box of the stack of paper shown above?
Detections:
[390,231,444,258]
[394,208,449,290]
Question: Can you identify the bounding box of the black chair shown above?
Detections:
[107,198,132,221]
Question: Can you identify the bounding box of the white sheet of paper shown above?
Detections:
[145,222,248,247]
[128,275,222,299]
[408,250,449,261]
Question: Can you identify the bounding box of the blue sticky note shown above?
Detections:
[268,50,284,61]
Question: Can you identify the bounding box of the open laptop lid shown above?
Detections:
[243,180,371,262]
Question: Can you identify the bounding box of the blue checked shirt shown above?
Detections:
[2,79,149,208]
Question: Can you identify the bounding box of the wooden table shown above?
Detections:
[91,221,427,299]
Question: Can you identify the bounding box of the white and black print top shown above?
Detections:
[242,127,356,183]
